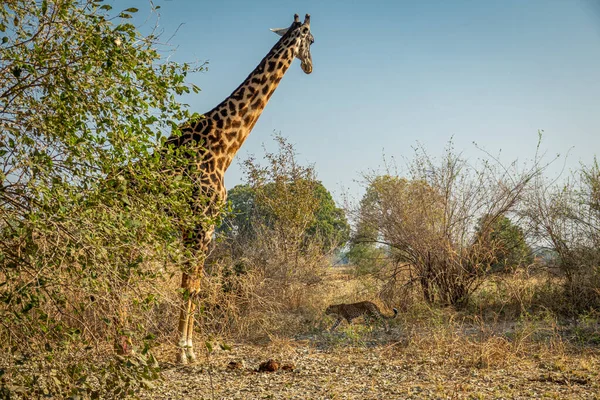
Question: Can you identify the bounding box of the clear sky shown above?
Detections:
[129,0,600,201]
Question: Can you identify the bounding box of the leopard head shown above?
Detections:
[325,305,338,315]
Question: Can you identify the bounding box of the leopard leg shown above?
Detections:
[330,317,342,331]
[378,314,391,332]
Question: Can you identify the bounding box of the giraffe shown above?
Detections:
[165,14,314,364]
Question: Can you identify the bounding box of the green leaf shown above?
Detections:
[204,341,213,353]
[219,343,232,351]
[124,8,139,13]
[100,4,112,10]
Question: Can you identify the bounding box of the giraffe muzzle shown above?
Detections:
[301,62,313,74]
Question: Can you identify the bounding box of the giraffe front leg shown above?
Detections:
[185,300,197,362]
[177,270,199,364]
[176,299,192,364]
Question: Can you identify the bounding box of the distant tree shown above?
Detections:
[221,184,258,242]
[221,180,349,251]
[474,214,533,272]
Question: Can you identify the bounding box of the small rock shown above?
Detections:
[227,360,244,370]
[281,363,295,372]
[257,359,280,372]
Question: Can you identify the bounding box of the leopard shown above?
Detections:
[325,301,398,332]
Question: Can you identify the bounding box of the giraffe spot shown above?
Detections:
[232,87,245,100]
[193,120,205,131]
[217,157,225,171]
[277,61,284,69]
[228,101,235,113]
[216,119,224,129]
[262,85,270,95]
[251,77,261,85]
[191,133,202,144]
[239,108,248,117]
[225,118,232,128]
[204,160,215,172]
[226,131,237,141]
[247,86,256,94]
[232,120,242,129]
[200,177,211,186]
[244,115,253,126]
[220,109,228,117]
[213,112,221,121]
[251,99,264,110]
[260,75,268,85]
[211,143,224,156]
[238,102,246,109]
[267,61,276,72]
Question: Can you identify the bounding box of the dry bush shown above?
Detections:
[522,158,600,313]
[395,298,568,371]
[467,267,564,320]
[348,141,540,308]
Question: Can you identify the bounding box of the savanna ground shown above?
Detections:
[138,267,600,400]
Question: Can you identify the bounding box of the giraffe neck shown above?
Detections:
[204,33,300,156]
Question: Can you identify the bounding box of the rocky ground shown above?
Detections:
[140,329,600,400]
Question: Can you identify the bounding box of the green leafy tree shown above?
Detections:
[475,214,533,272]
[346,176,400,275]
[222,180,349,251]
[1,1,204,396]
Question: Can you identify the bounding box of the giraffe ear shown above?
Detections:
[270,28,289,37]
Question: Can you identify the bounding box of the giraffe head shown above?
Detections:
[272,14,314,74]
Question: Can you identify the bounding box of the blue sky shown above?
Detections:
[129,0,599,201]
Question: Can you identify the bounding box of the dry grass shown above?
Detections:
[3,262,599,399]
[130,266,600,399]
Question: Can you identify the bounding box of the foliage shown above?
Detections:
[0,351,160,399]
[474,214,533,273]
[0,0,205,395]
[222,180,349,252]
